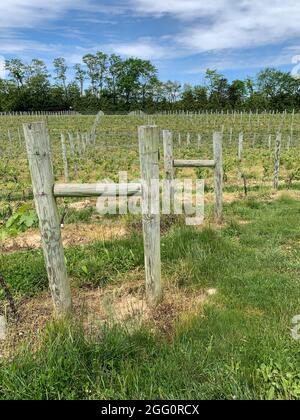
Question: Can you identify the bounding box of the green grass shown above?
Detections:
[1,196,300,400]
[0,234,145,297]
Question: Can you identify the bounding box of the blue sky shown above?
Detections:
[0,0,300,83]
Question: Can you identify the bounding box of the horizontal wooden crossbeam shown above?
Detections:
[53,183,142,198]
[173,159,216,168]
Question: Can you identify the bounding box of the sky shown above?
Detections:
[1,0,300,83]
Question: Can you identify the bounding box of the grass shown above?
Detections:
[0,234,145,296]
[0,195,300,400]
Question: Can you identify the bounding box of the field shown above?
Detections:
[0,112,300,400]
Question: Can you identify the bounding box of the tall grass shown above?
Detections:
[1,196,300,400]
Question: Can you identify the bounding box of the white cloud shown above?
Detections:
[187,50,296,75]
[130,0,300,53]
[0,0,91,29]
[109,39,173,60]
[0,38,55,54]
[129,0,225,19]
[0,56,6,78]
[0,0,299,74]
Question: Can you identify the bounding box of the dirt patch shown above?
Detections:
[68,199,96,210]
[0,280,216,357]
[277,190,300,200]
[238,220,252,225]
[0,223,128,254]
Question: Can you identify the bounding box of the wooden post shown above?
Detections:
[163,130,174,211]
[229,127,233,144]
[197,134,202,150]
[23,122,72,315]
[139,126,162,305]
[238,132,244,161]
[0,315,6,340]
[273,132,282,190]
[268,134,272,151]
[187,132,191,145]
[287,135,291,151]
[17,128,22,145]
[60,133,69,182]
[178,133,181,146]
[213,132,223,224]
[68,132,75,155]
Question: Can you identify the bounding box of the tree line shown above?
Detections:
[0,53,300,113]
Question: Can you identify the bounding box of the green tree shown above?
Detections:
[106,54,123,106]
[119,58,156,106]
[257,68,299,110]
[228,80,246,109]
[193,85,208,109]
[5,59,27,88]
[53,58,68,93]
[83,52,108,98]
[164,81,182,105]
[138,60,158,107]
[181,84,195,110]
[74,64,86,97]
[205,69,229,109]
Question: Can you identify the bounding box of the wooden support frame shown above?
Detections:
[163,131,223,224]
[24,122,162,314]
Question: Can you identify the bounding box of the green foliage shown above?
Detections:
[2,56,300,112]
[0,204,37,241]
[256,362,300,400]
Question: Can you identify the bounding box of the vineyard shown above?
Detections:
[0,111,300,400]
[1,111,300,199]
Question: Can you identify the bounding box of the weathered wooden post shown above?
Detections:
[287,135,291,151]
[229,127,233,144]
[23,122,72,315]
[68,132,75,155]
[213,132,223,224]
[238,132,244,161]
[273,132,282,190]
[197,134,202,150]
[163,130,174,212]
[0,315,6,340]
[268,134,272,151]
[187,132,191,146]
[60,133,69,182]
[139,126,162,305]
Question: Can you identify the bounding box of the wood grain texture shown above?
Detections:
[139,125,162,305]
[54,183,142,197]
[23,122,72,316]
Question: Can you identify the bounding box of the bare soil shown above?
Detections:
[0,277,216,358]
[0,222,128,254]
